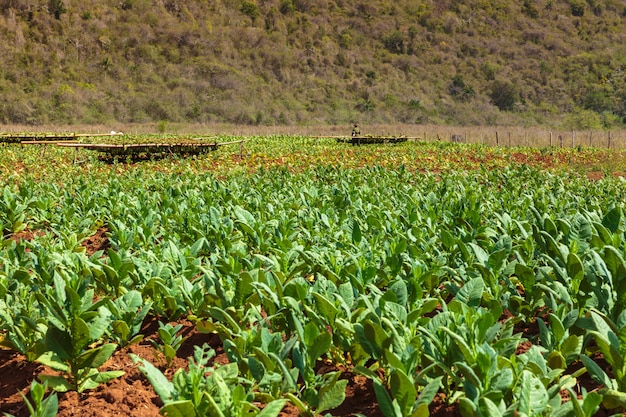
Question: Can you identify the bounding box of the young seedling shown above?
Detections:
[151,321,187,367]
[4,380,58,417]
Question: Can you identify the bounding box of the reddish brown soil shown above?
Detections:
[0,316,389,417]
[82,227,111,256]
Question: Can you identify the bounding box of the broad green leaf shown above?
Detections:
[257,399,288,417]
[517,370,548,416]
[580,355,613,388]
[389,369,417,415]
[90,370,125,384]
[76,343,118,370]
[36,351,70,372]
[352,219,362,244]
[373,379,402,417]
[312,292,338,322]
[248,356,266,382]
[600,388,626,409]
[161,400,197,417]
[455,277,483,307]
[415,376,442,407]
[317,371,348,414]
[468,243,489,266]
[602,207,622,233]
[70,317,91,355]
[131,354,175,403]
[479,396,503,417]
[38,375,72,393]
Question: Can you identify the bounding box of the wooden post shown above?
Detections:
[608,131,612,149]
[508,132,511,147]
[525,132,528,147]
[589,131,592,147]
[496,131,499,146]
[549,131,553,147]
[559,135,563,148]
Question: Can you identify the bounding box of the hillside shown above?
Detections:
[0,0,625,127]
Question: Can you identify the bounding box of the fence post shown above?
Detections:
[549,131,553,147]
[496,131,499,146]
[508,132,511,147]
[589,131,592,147]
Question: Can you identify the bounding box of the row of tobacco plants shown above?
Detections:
[1,137,626,416]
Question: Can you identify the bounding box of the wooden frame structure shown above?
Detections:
[0,132,123,144]
[336,136,412,145]
[56,140,245,162]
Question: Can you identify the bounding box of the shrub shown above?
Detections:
[490,79,519,111]
[241,1,260,22]
[522,0,539,18]
[279,0,295,14]
[563,108,602,130]
[49,0,66,19]
[570,0,585,16]
[382,30,404,54]
[448,75,475,101]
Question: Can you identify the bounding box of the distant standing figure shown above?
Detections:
[352,123,360,137]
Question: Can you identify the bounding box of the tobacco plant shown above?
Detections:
[132,344,287,417]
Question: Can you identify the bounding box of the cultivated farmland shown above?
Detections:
[1,135,626,417]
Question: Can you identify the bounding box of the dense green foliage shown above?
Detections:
[1,1,626,126]
[2,136,626,414]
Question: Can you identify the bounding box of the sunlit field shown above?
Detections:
[1,131,626,417]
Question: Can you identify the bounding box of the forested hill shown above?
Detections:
[1,0,626,128]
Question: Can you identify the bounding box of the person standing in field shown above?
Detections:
[351,123,360,137]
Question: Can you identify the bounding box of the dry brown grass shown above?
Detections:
[3,123,624,148]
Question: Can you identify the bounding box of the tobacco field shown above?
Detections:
[1,136,626,417]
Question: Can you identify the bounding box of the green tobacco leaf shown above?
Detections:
[580,355,613,388]
[352,219,362,244]
[90,370,125,384]
[570,214,592,243]
[257,399,288,417]
[566,253,584,285]
[112,320,130,341]
[459,398,478,417]
[468,243,489,267]
[317,371,348,414]
[456,277,483,307]
[75,343,118,370]
[70,317,91,354]
[359,320,390,358]
[389,280,408,307]
[248,356,266,382]
[479,396,503,417]
[44,326,72,362]
[161,400,197,417]
[131,354,174,403]
[373,379,402,417]
[514,263,535,296]
[312,292,338,322]
[600,388,626,410]
[38,375,72,393]
[36,351,70,372]
[389,369,417,415]
[602,207,622,233]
